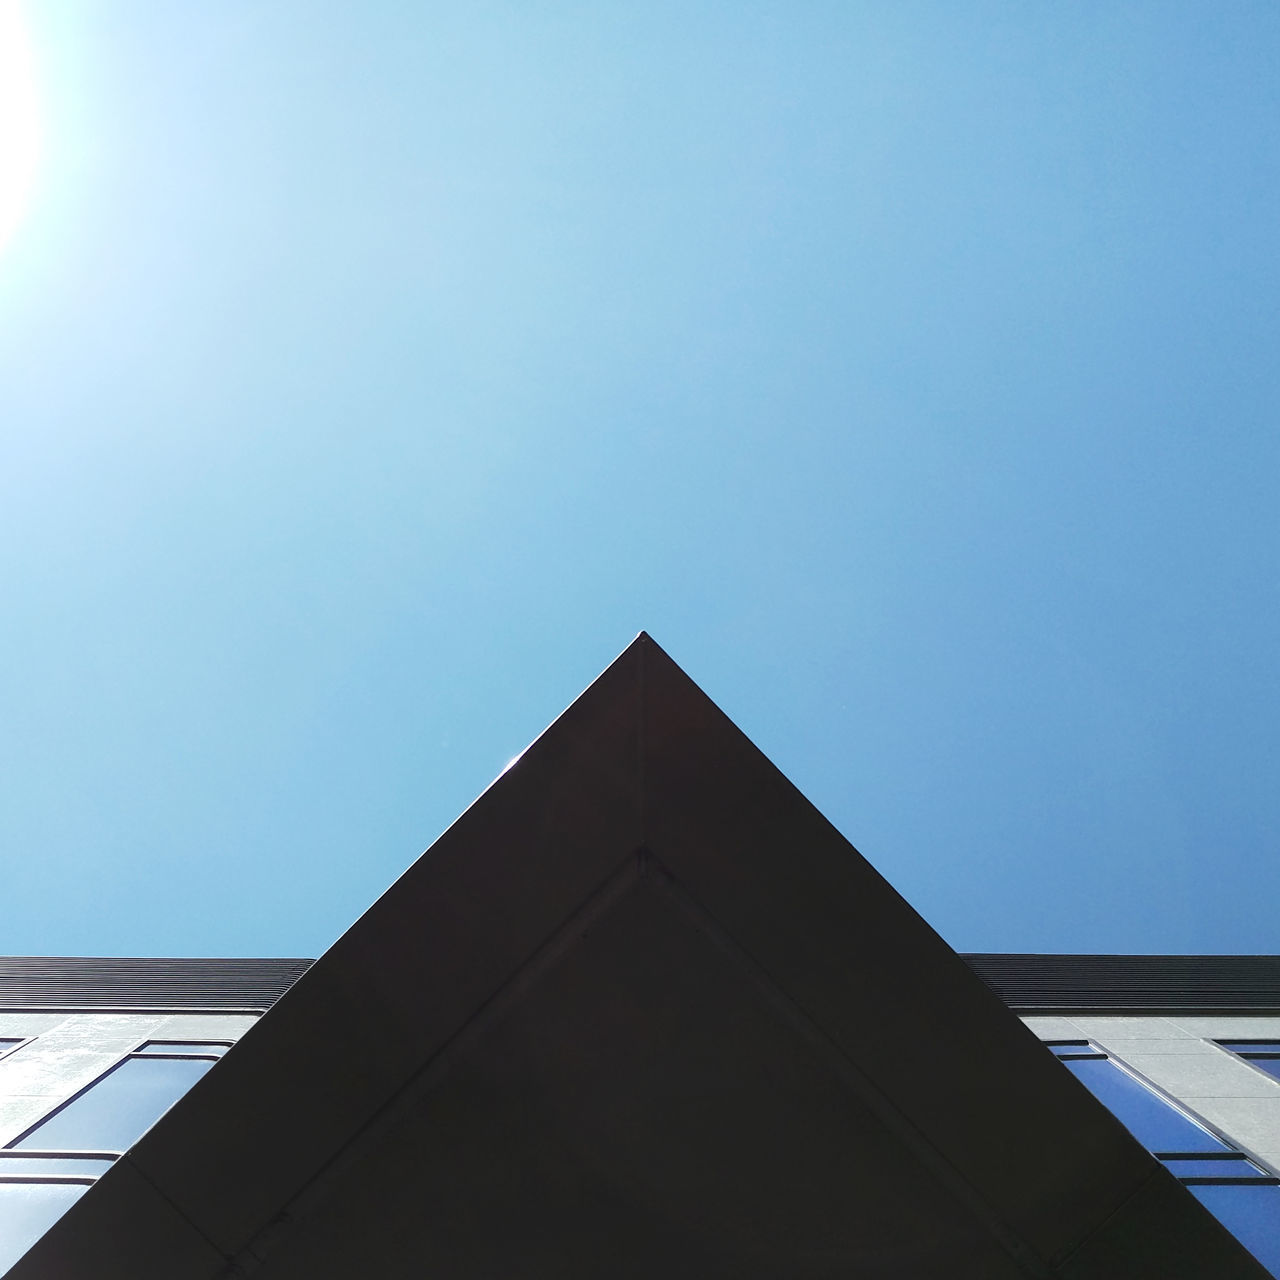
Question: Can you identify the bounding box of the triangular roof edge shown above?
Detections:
[10,635,1266,1278]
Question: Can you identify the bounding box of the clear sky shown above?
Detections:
[1,2,1277,959]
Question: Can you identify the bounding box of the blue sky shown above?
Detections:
[1,2,1277,958]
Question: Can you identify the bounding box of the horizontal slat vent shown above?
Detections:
[963,953,1280,1012]
[0,957,314,1010]
[2,954,1277,1013]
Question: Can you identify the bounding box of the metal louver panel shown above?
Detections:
[2,953,1277,1013]
[963,953,1280,1013]
[0,957,313,1010]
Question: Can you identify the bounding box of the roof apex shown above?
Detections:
[13,637,1266,1278]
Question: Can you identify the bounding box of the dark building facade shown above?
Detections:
[1,635,1277,1276]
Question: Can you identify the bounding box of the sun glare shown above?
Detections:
[0,0,40,254]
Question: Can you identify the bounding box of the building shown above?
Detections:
[0,958,306,1271]
[0,634,1277,1277]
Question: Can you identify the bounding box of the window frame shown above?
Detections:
[0,1036,32,1063]
[1215,1039,1280,1086]
[3,1041,228,1153]
[1044,1039,1280,1188]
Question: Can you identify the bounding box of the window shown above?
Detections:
[0,1038,24,1062]
[0,1183,89,1274]
[134,1040,231,1057]
[7,1043,222,1154]
[0,1040,229,1270]
[1217,1041,1280,1085]
[1188,1183,1280,1274]
[1045,1042,1231,1153]
[1045,1041,1280,1276]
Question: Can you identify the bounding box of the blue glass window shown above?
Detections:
[1045,1039,1280,1276]
[10,1056,214,1153]
[1190,1184,1280,1275]
[1162,1154,1270,1180]
[0,1182,88,1273]
[0,1039,232,1267]
[1218,1042,1280,1085]
[1061,1057,1231,1153]
[1045,1041,1100,1059]
[0,1038,22,1061]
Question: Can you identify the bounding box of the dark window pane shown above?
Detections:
[11,1056,214,1153]
[0,1154,115,1178]
[0,1182,87,1272]
[1163,1155,1271,1180]
[1062,1058,1231,1153]
[1190,1184,1280,1277]
[135,1041,229,1057]
[1243,1059,1280,1083]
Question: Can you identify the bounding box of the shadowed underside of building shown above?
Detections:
[1,636,1277,1277]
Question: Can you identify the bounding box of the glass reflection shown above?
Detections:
[11,1056,214,1153]
[0,1182,88,1272]
[1190,1184,1280,1276]
[1062,1058,1230,1153]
